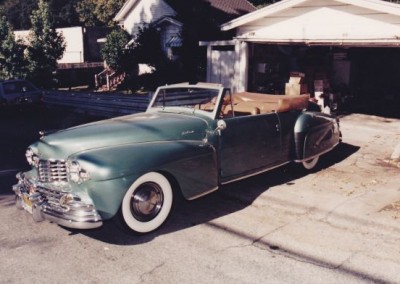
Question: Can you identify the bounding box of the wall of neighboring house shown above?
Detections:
[14,26,85,64]
[203,40,249,93]
[120,0,177,35]
[159,22,180,47]
[157,21,182,59]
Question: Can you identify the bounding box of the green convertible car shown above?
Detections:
[13,82,341,233]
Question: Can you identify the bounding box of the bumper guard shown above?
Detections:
[13,173,103,230]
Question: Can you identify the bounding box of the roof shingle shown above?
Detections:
[165,0,256,24]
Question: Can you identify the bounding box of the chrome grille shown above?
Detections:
[38,159,68,183]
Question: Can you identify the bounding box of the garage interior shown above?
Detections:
[247,43,400,117]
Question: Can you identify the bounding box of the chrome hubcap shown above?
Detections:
[130,182,164,222]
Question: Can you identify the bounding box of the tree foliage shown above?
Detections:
[75,0,101,27]
[76,0,125,27]
[25,0,65,87]
[95,0,126,26]
[101,27,131,72]
[0,13,27,79]
[1,0,399,29]
[1,0,37,30]
[48,0,80,28]
[0,0,124,29]
[169,0,223,83]
[131,25,165,67]
[101,25,177,90]
[0,1,66,85]
[130,25,174,89]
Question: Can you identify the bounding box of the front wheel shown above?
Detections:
[120,172,173,234]
[302,156,319,170]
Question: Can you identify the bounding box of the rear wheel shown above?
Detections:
[120,172,173,234]
[302,156,319,170]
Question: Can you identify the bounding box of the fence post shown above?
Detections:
[106,74,110,91]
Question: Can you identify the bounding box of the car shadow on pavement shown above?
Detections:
[68,142,360,245]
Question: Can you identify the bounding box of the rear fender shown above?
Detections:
[294,112,340,161]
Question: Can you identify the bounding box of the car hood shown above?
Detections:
[36,112,209,159]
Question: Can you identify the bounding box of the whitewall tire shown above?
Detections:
[302,156,319,170]
[121,172,173,234]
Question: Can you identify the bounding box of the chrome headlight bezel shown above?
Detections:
[25,147,39,167]
[66,160,90,184]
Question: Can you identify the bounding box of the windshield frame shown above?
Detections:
[147,83,227,119]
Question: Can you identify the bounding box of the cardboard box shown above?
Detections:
[285,83,308,96]
[288,72,305,84]
[285,83,300,96]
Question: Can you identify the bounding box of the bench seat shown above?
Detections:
[224,92,310,116]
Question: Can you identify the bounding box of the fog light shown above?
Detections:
[60,193,79,206]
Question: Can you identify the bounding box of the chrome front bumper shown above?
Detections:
[13,173,103,229]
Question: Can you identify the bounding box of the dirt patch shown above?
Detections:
[379,200,400,219]
[376,159,400,169]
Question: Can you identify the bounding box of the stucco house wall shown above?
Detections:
[14,26,85,64]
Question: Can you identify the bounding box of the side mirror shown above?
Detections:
[215,120,227,135]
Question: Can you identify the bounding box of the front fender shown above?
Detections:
[71,140,218,218]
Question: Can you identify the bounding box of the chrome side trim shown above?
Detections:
[187,186,219,200]
[221,161,291,185]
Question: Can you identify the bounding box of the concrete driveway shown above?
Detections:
[0,108,399,283]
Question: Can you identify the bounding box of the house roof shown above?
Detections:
[115,0,256,24]
[152,16,183,28]
[222,0,400,30]
[220,0,400,47]
[114,0,138,22]
[204,0,256,19]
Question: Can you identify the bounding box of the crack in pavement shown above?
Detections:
[139,262,165,282]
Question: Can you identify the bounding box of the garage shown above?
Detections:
[203,0,400,117]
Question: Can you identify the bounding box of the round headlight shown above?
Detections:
[67,160,90,184]
[68,161,81,183]
[25,148,38,167]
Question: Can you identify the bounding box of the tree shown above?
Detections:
[76,0,125,27]
[75,0,101,27]
[26,0,65,87]
[171,0,222,82]
[130,25,174,89]
[47,0,80,28]
[132,25,165,68]
[0,12,27,79]
[1,0,37,30]
[101,25,175,91]
[94,0,125,26]
[0,0,81,29]
[101,27,132,72]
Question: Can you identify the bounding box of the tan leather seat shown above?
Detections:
[231,92,310,115]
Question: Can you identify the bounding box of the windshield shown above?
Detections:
[149,87,220,114]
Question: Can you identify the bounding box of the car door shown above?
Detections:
[219,112,283,183]
[1,82,20,104]
[17,81,41,103]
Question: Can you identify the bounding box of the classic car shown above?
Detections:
[13,82,341,234]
